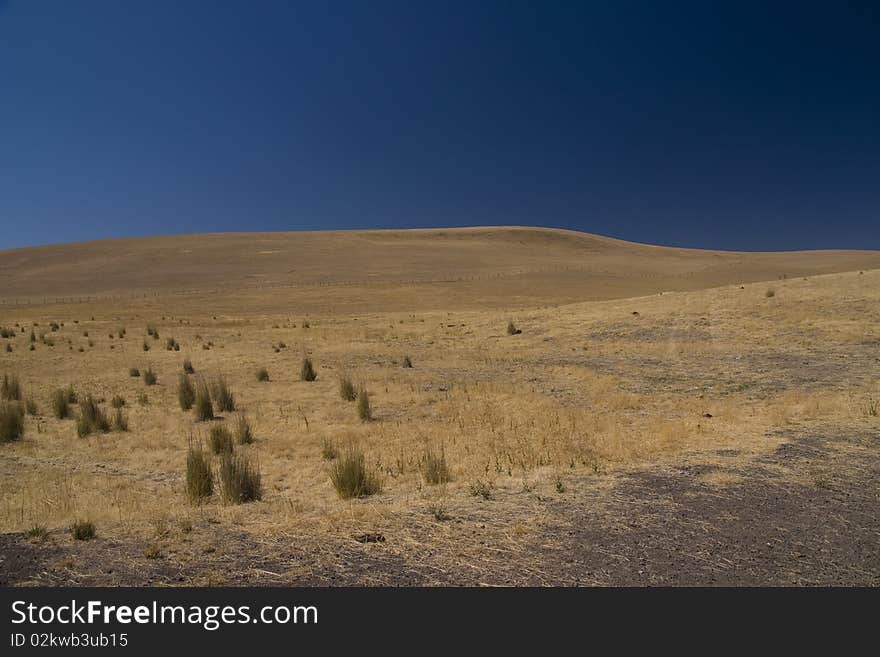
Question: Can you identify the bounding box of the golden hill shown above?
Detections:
[2,226,878,311]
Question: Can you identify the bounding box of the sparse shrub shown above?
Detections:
[209,425,234,454]
[422,446,451,485]
[142,340,150,351]
[111,395,126,408]
[76,395,110,437]
[356,385,372,422]
[329,444,381,499]
[137,392,149,405]
[0,401,25,443]
[300,358,317,382]
[186,443,213,503]
[183,359,195,374]
[71,520,95,541]
[338,374,356,401]
[112,408,129,432]
[129,367,140,377]
[256,367,270,382]
[233,413,253,444]
[194,381,214,421]
[864,397,878,417]
[29,330,36,343]
[402,355,413,368]
[1,373,22,401]
[24,525,48,541]
[321,437,338,460]
[212,376,235,412]
[51,388,71,419]
[218,453,262,504]
[765,288,776,298]
[25,398,38,416]
[302,320,310,329]
[166,337,180,351]
[143,368,157,385]
[29,345,35,351]
[5,344,10,353]
[118,327,126,339]
[507,320,521,335]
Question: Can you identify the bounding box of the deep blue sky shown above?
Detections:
[1,1,878,251]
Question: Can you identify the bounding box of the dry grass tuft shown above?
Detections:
[329,444,381,499]
[219,453,262,504]
[356,385,372,422]
[71,520,95,541]
[422,446,452,485]
[178,374,195,410]
[338,374,356,401]
[194,380,214,421]
[186,442,214,503]
[0,401,25,443]
[233,413,253,444]
[300,358,317,382]
[1,373,22,401]
[212,376,235,412]
[209,425,234,454]
[76,395,110,437]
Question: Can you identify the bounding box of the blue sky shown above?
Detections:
[1,1,878,250]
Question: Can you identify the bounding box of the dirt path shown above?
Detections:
[2,427,877,586]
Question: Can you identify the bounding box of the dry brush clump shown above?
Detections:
[209,425,234,454]
[0,401,25,443]
[183,359,195,374]
[218,452,262,504]
[233,413,253,444]
[76,395,110,437]
[256,367,270,382]
[422,446,452,485]
[338,374,356,401]
[329,444,382,499]
[112,408,129,432]
[143,368,157,385]
[212,376,235,412]
[321,437,338,460]
[186,442,214,503]
[71,520,95,541]
[51,388,72,419]
[300,358,317,382]
[178,374,195,410]
[356,385,372,422]
[194,380,214,421]
[1,373,22,401]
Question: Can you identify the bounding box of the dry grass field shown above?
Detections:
[1,227,878,585]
